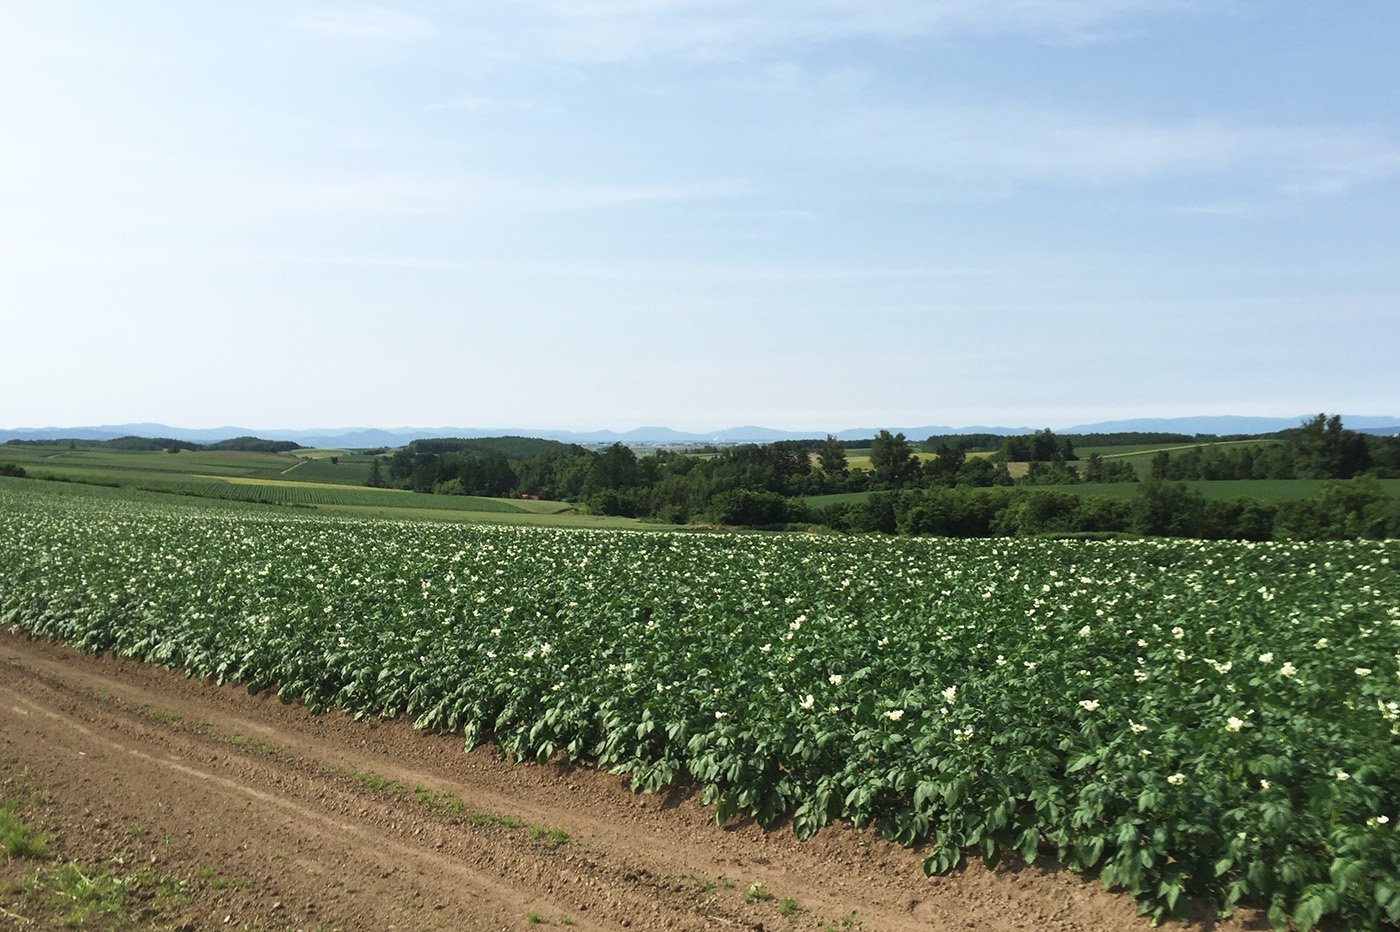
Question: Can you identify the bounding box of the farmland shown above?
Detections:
[2,477,1397,929]
[0,444,641,526]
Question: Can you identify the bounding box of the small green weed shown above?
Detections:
[0,800,50,859]
[779,897,799,917]
[51,863,127,926]
[229,732,290,757]
[543,827,569,849]
[745,881,773,903]
[356,771,404,795]
[527,823,570,848]
[140,704,182,724]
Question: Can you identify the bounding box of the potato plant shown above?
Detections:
[1,481,1397,928]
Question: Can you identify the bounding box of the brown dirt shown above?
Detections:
[0,628,1269,932]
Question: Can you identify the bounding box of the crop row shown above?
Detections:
[1,479,1397,928]
[122,476,531,512]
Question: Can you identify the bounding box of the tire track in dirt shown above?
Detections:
[3,687,595,928]
[1,629,1268,931]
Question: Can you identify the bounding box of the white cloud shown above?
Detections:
[495,0,1199,61]
[294,8,439,42]
[1167,201,1258,217]
[825,103,1400,191]
[217,170,750,218]
[425,97,536,113]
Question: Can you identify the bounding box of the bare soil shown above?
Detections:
[1,628,1268,932]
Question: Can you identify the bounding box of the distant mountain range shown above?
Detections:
[2,415,1398,448]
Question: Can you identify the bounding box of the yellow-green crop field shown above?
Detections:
[0,446,603,524]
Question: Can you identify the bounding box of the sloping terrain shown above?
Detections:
[1,629,1267,932]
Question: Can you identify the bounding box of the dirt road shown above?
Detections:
[1,629,1263,931]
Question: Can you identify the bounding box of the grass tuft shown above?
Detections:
[0,800,50,860]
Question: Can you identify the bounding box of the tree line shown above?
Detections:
[815,478,1399,541]
[2,435,303,453]
[363,416,1398,540]
[1148,415,1396,480]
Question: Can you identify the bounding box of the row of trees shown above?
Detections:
[1150,415,1398,481]
[3,435,302,453]
[374,448,520,497]
[365,427,1174,511]
[360,417,1398,539]
[817,477,1399,541]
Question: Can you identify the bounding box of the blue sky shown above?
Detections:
[2,2,1397,433]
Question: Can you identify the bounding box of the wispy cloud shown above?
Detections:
[825,103,1400,192]
[497,0,1200,61]
[1167,201,1259,217]
[425,97,536,113]
[294,8,439,42]
[227,170,750,217]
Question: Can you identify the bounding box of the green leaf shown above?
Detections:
[1292,894,1324,932]
[979,836,1000,869]
[1067,754,1096,773]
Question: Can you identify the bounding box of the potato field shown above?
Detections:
[1,478,1397,928]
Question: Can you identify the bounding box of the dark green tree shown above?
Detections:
[708,489,792,527]
[1131,478,1206,537]
[925,442,965,486]
[366,457,385,488]
[1030,428,1059,463]
[583,442,638,496]
[1288,414,1372,479]
[480,452,517,497]
[869,430,917,487]
[818,435,847,474]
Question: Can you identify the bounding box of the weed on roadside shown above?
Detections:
[0,799,50,860]
[139,703,182,724]
[744,881,773,903]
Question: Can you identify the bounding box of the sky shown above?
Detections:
[2,1,1397,433]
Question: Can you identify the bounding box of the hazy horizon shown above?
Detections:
[6,413,1399,445]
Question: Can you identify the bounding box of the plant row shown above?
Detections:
[1,479,1398,927]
